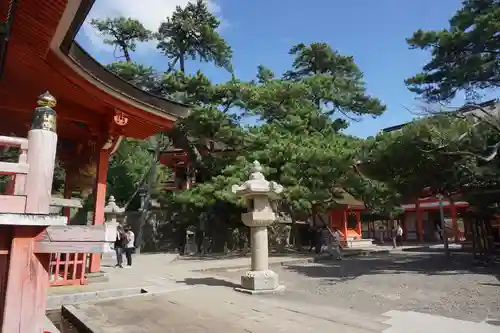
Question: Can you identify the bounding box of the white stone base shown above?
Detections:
[345,238,375,248]
[234,269,285,295]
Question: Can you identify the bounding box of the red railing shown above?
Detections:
[49,252,88,286]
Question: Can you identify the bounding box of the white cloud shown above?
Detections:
[81,0,222,55]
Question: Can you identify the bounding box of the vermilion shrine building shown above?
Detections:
[321,188,374,247]
[376,101,500,243]
[362,194,467,243]
[398,193,467,242]
[0,0,190,287]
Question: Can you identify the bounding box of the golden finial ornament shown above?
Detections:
[32,91,57,132]
[37,91,57,108]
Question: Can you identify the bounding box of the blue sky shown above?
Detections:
[77,0,498,137]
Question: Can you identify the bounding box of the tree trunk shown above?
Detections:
[122,45,132,63]
[284,204,301,249]
[179,51,186,73]
[136,135,162,253]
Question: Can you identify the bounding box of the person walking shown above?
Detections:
[392,224,398,249]
[123,226,135,268]
[396,224,404,247]
[308,225,316,252]
[177,224,187,255]
[329,227,343,260]
[321,226,330,253]
[114,225,126,268]
[314,227,323,254]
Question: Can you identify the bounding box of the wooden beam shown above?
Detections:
[34,241,112,254]
[0,213,66,226]
[0,136,28,148]
[37,224,116,242]
[0,162,28,175]
[34,224,117,253]
[0,196,26,214]
[0,96,103,125]
[50,197,82,209]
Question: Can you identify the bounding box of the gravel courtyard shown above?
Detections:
[214,251,500,322]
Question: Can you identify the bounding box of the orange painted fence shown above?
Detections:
[49,252,89,286]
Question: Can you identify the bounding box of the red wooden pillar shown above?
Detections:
[342,209,348,240]
[451,203,459,243]
[1,226,50,333]
[401,213,407,241]
[88,148,110,273]
[416,200,423,241]
[355,211,362,238]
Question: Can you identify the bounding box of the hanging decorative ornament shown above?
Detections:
[114,111,129,126]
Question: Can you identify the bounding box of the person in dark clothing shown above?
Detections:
[435,220,443,241]
[308,227,316,252]
[177,225,187,255]
[314,228,323,254]
[114,225,126,268]
[195,230,203,254]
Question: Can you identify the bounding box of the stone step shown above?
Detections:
[346,239,375,249]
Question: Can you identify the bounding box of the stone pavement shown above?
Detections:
[49,252,324,297]
[49,249,500,332]
[67,284,388,333]
[49,248,392,296]
[64,280,500,333]
[383,311,500,333]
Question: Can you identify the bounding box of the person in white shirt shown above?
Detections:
[396,224,404,247]
[123,226,135,268]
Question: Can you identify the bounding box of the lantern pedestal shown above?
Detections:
[232,161,285,295]
[236,270,285,294]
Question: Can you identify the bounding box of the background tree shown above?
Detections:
[106,62,159,92]
[356,112,500,256]
[358,116,476,199]
[89,3,390,252]
[91,17,152,62]
[283,42,386,131]
[167,46,387,247]
[405,0,500,102]
[155,0,232,73]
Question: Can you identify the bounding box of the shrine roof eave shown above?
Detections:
[66,43,190,121]
[51,0,190,123]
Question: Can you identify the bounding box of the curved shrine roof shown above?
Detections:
[0,0,190,142]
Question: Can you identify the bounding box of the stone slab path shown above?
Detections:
[49,250,500,332]
[66,284,500,333]
[67,286,385,333]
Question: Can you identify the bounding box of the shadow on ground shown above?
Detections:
[402,246,464,254]
[174,249,312,261]
[176,277,240,288]
[283,252,500,283]
[486,320,500,326]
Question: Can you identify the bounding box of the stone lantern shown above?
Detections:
[104,195,125,224]
[231,161,285,294]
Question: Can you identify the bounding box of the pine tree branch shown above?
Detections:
[440,141,500,162]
